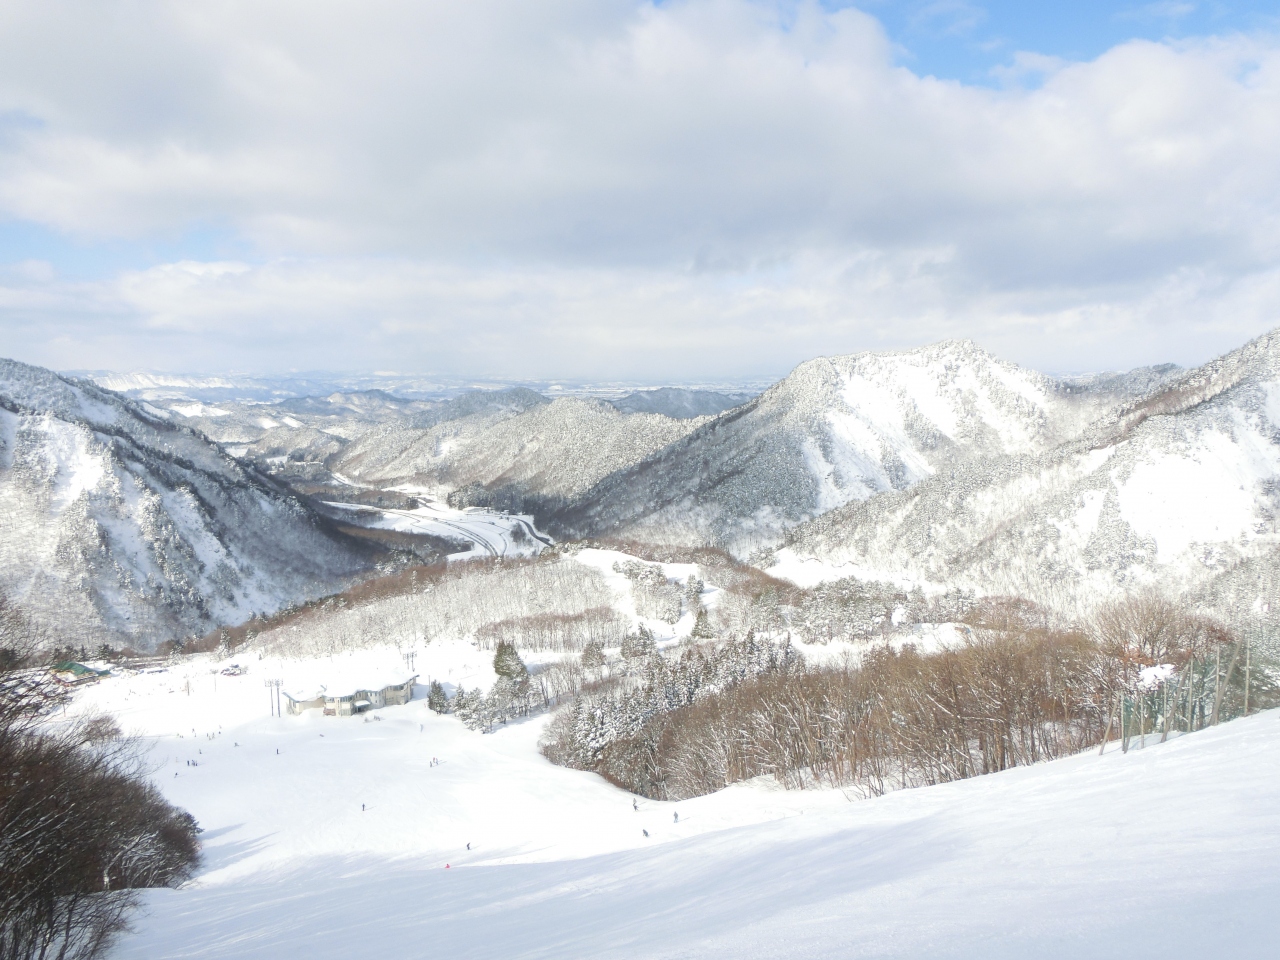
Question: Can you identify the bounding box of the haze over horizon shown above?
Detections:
[2,1,1279,381]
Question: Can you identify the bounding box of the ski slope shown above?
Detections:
[72,654,1280,959]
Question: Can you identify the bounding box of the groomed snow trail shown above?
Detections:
[93,662,1280,959]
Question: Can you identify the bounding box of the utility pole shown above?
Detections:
[1212,644,1221,725]
[1250,602,1268,716]
[265,678,282,716]
[1244,637,1251,716]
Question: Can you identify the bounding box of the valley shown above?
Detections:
[4,331,1280,959]
[8,9,1278,958]
[8,330,1278,651]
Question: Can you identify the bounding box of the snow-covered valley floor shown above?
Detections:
[73,657,1280,959]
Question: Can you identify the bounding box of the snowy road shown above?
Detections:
[325,498,550,560]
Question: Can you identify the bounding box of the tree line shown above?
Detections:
[1,596,201,960]
[540,593,1275,801]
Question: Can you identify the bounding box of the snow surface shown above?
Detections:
[62,645,1280,959]
[768,548,942,593]
[571,547,722,643]
[1117,423,1280,565]
[169,402,231,418]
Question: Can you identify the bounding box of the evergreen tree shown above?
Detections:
[683,576,705,611]
[692,608,715,639]
[621,625,656,662]
[580,640,606,672]
[427,680,448,714]
[452,687,479,728]
[491,641,530,724]
[493,641,528,681]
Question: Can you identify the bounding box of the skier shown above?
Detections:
[466,842,471,850]
[673,811,679,823]
[642,829,649,838]
[632,798,638,811]
[362,803,365,812]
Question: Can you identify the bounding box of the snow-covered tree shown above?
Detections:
[427,680,449,714]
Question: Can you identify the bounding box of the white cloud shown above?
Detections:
[2,249,1274,380]
[0,1,1278,377]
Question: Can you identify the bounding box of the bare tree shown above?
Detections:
[0,604,201,960]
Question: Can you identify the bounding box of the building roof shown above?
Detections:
[51,661,108,677]
[283,674,417,703]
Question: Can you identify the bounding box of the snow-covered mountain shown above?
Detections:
[0,359,372,649]
[775,329,1280,634]
[545,340,1166,551]
[333,396,701,504]
[154,390,459,486]
[609,387,754,419]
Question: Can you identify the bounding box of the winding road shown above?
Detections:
[326,497,552,559]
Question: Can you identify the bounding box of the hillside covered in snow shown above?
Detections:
[775,329,1280,639]
[0,359,373,649]
[57,640,1280,960]
[333,396,704,504]
[538,340,1180,552]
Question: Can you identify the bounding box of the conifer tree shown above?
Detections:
[493,641,528,681]
[621,625,656,662]
[427,680,448,714]
[581,640,606,672]
[491,641,530,724]
[692,608,715,639]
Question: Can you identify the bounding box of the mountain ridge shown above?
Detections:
[0,358,375,649]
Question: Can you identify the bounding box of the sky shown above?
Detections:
[1,1,1279,381]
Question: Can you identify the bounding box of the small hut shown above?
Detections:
[50,662,109,686]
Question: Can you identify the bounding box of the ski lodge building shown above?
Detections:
[282,675,417,717]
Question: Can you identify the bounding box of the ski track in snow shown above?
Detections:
[64,652,1280,959]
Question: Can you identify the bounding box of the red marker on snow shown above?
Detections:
[445,863,450,869]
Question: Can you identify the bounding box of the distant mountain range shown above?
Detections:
[83,371,768,406]
[9,328,1279,647]
[608,387,754,419]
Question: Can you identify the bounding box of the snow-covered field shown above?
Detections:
[60,647,1280,959]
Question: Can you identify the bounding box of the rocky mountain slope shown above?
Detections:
[0,359,373,649]
[542,340,1173,552]
[774,329,1280,635]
